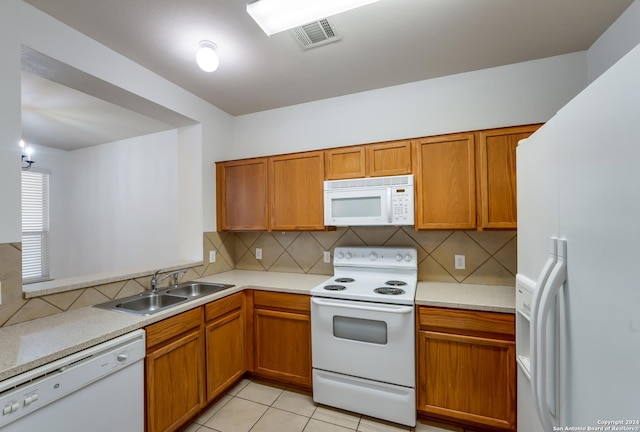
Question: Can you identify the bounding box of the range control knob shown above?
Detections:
[337,252,344,259]
[345,252,352,259]
[369,252,378,261]
[404,254,413,262]
[395,253,403,262]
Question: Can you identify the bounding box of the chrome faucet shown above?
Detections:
[150,268,188,293]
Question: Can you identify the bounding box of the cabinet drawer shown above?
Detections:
[418,306,514,339]
[146,307,202,349]
[205,292,245,322]
[253,291,310,313]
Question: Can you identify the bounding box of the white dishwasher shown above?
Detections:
[0,329,145,431]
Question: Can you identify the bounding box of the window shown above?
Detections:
[22,169,50,282]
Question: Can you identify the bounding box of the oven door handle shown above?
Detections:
[311,297,413,314]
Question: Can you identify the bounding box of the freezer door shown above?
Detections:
[553,43,640,423]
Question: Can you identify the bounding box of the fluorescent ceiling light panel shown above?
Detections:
[247,0,381,36]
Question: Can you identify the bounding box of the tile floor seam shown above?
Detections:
[245,402,272,432]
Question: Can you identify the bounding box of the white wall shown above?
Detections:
[27,144,73,279]
[67,130,183,277]
[0,0,232,251]
[229,52,588,161]
[588,0,640,82]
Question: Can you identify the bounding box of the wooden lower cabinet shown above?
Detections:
[204,292,247,402]
[416,306,516,431]
[251,291,312,388]
[145,308,204,432]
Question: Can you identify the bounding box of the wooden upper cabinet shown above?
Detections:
[269,151,325,230]
[478,124,541,229]
[216,158,268,231]
[412,133,476,229]
[324,140,412,180]
[367,140,412,177]
[325,146,366,180]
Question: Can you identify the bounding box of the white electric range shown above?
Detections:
[310,246,418,427]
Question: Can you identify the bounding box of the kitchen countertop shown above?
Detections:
[416,281,515,314]
[0,270,514,382]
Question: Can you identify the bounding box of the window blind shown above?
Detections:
[22,169,50,282]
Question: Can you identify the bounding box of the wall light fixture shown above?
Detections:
[20,140,35,171]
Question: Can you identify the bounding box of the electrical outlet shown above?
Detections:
[454,255,465,270]
[323,251,331,263]
[209,250,216,263]
[256,248,262,260]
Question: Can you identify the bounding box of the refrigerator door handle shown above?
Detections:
[534,239,567,431]
[530,238,558,406]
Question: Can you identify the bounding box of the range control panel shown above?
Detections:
[333,247,417,269]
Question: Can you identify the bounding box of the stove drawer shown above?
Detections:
[311,297,415,387]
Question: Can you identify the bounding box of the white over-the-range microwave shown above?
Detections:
[323,174,414,226]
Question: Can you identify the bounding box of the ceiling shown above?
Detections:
[20,0,633,149]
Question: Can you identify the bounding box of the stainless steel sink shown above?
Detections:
[165,282,234,297]
[115,293,187,312]
[94,281,235,316]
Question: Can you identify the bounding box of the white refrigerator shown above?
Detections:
[516,42,640,431]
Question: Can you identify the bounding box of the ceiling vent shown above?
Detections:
[291,19,341,49]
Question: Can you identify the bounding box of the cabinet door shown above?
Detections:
[269,151,325,230]
[205,293,246,402]
[412,134,476,229]
[478,125,541,229]
[417,331,516,431]
[254,308,312,388]
[325,146,366,180]
[146,330,204,432]
[216,158,268,231]
[367,140,412,177]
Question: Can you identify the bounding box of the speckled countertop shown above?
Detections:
[0,270,514,382]
[415,281,515,314]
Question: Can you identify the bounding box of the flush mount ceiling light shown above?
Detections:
[196,41,219,72]
[247,0,381,36]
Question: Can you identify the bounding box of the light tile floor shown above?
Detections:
[182,378,473,432]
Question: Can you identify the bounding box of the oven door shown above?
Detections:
[311,296,415,387]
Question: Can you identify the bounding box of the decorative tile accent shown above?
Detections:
[4,298,62,326]
[430,231,491,282]
[273,232,301,249]
[253,233,286,270]
[269,252,306,274]
[288,233,325,273]
[42,289,83,311]
[68,288,111,310]
[494,236,517,275]
[310,228,348,250]
[0,227,517,327]
[0,243,27,327]
[351,226,399,246]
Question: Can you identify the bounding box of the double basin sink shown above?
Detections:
[95,282,235,316]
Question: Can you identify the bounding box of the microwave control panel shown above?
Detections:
[391,187,414,224]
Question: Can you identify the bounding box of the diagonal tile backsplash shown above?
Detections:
[227,227,517,286]
[0,228,516,327]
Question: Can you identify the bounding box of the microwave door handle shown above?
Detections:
[387,188,393,223]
